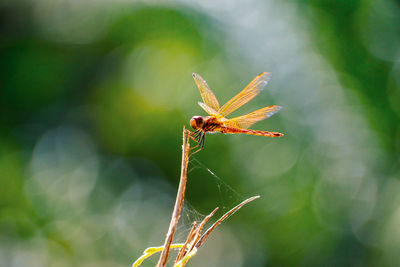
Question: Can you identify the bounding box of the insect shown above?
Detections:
[189,72,283,153]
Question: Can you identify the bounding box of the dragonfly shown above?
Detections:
[189,72,283,153]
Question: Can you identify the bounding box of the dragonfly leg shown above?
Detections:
[189,132,206,156]
[186,129,206,156]
[187,129,201,142]
[187,129,203,144]
[187,129,199,135]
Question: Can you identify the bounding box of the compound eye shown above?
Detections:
[190,116,204,129]
[195,116,204,126]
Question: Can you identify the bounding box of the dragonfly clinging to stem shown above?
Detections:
[188,72,283,154]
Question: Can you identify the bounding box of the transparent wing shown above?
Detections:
[198,102,218,116]
[217,72,272,118]
[223,105,281,129]
[192,73,220,114]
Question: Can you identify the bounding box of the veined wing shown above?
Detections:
[198,102,218,116]
[217,72,272,118]
[223,105,281,129]
[192,73,220,114]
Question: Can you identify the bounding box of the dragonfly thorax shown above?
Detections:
[190,116,204,130]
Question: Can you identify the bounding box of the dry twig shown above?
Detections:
[156,127,190,267]
[175,222,198,263]
[195,195,260,249]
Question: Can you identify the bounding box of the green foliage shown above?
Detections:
[0,0,399,266]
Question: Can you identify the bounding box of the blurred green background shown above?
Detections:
[1,0,400,266]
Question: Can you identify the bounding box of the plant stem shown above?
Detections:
[157,127,190,267]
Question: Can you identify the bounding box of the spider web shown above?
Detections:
[189,157,245,210]
[172,155,247,245]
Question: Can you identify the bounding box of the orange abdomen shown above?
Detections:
[221,127,283,137]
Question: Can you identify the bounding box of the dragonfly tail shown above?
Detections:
[223,127,283,137]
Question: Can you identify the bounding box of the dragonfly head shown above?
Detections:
[190,116,204,129]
